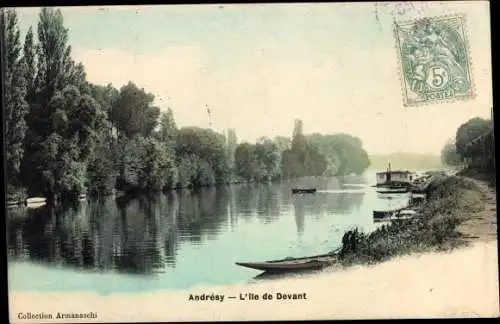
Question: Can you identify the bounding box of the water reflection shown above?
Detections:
[7,179,367,277]
[251,268,323,282]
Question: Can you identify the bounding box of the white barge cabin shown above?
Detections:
[376,170,417,185]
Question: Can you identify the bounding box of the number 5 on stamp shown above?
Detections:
[394,15,474,106]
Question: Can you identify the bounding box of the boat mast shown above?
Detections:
[386,161,392,183]
[206,104,212,129]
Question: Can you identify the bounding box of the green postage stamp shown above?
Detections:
[394,15,474,106]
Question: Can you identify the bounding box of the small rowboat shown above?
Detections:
[25,197,47,209]
[398,209,418,216]
[236,253,337,272]
[26,197,46,204]
[376,188,408,194]
[373,208,419,222]
[373,208,402,219]
[291,188,317,194]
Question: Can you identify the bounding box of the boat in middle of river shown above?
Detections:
[291,188,317,194]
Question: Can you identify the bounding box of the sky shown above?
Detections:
[14,2,492,155]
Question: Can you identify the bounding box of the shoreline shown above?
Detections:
[326,174,497,270]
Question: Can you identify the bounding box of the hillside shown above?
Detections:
[368,152,443,171]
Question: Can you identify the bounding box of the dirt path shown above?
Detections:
[456,177,497,243]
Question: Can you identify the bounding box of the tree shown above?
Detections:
[273,136,291,153]
[22,7,87,197]
[281,120,327,178]
[440,139,462,166]
[117,136,176,192]
[86,113,119,197]
[111,82,160,138]
[234,143,257,181]
[88,83,120,143]
[226,128,238,172]
[156,107,177,146]
[22,26,36,105]
[254,139,281,180]
[175,127,230,186]
[86,136,118,196]
[176,154,200,188]
[33,87,104,200]
[34,8,73,109]
[89,84,119,116]
[455,117,492,158]
[3,9,29,190]
[233,139,281,182]
[307,133,370,176]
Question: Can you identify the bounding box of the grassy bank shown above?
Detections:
[336,175,488,266]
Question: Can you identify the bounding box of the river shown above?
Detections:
[6,173,411,294]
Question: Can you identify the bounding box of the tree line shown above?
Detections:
[4,8,371,204]
[441,116,494,171]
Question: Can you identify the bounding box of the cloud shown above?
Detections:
[71,19,492,155]
[73,45,208,124]
[72,44,343,141]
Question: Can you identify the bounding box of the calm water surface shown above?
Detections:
[7,174,411,294]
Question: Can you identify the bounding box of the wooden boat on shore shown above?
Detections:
[373,208,403,220]
[26,197,46,204]
[291,188,317,194]
[410,193,427,204]
[236,253,337,272]
[373,208,419,222]
[25,197,47,209]
[397,209,419,217]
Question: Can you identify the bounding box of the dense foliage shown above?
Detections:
[234,138,281,182]
[441,116,494,172]
[281,120,327,178]
[4,8,372,203]
[455,117,491,158]
[111,82,160,138]
[307,133,370,176]
[440,139,462,166]
[4,10,29,196]
[175,127,230,187]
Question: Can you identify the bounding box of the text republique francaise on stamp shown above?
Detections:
[394,15,474,106]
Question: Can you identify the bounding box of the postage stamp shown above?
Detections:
[394,15,474,106]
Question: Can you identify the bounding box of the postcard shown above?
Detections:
[4,1,498,322]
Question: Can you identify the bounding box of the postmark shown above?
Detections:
[394,15,474,106]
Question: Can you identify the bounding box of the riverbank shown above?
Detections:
[335,173,497,267]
